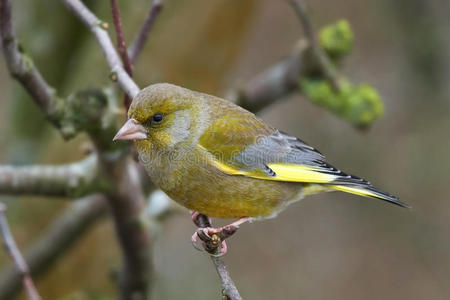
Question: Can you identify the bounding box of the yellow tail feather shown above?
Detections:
[328,184,409,208]
[330,185,381,198]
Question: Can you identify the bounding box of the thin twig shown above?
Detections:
[0,203,41,300]
[196,214,242,300]
[63,0,140,99]
[110,0,134,110]
[0,0,117,139]
[231,1,350,112]
[110,0,133,76]
[0,190,178,300]
[287,0,315,43]
[0,0,62,123]
[211,256,242,300]
[0,195,107,299]
[128,0,164,63]
[286,0,341,90]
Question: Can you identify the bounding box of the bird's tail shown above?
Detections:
[328,183,409,208]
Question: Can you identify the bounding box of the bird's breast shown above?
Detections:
[140,144,303,218]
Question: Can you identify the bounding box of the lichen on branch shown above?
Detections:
[0,154,111,197]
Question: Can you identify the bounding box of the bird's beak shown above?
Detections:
[113,118,147,141]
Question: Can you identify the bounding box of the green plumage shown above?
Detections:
[123,83,407,219]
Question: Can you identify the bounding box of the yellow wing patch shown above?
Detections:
[210,159,242,175]
[208,157,338,184]
[265,163,337,183]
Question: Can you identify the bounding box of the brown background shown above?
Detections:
[0,0,449,299]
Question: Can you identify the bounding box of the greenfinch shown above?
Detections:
[114,83,406,222]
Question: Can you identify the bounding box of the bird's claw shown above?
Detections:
[191,231,205,252]
[191,225,239,256]
[190,212,249,256]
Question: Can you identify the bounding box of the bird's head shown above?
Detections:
[113,83,204,150]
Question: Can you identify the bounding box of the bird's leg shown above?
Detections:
[190,212,249,256]
[190,210,211,227]
[207,217,250,235]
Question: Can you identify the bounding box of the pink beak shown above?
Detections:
[113,118,147,141]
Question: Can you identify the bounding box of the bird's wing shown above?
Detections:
[198,111,363,185]
[198,113,406,207]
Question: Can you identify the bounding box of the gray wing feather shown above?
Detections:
[235,131,369,185]
[235,131,322,167]
[231,131,406,207]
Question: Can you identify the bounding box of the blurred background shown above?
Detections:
[1,0,449,299]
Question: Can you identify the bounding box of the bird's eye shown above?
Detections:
[152,113,163,123]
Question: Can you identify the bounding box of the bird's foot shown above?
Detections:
[190,214,249,256]
[191,230,229,256]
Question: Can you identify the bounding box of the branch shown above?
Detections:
[0,194,107,300]
[0,154,105,197]
[110,0,133,76]
[1,0,126,140]
[0,190,177,300]
[196,215,242,300]
[0,0,64,127]
[129,0,164,63]
[231,0,341,113]
[232,18,382,128]
[0,203,41,300]
[110,0,134,110]
[3,0,152,298]
[286,0,341,90]
[0,0,115,140]
[231,53,302,112]
[102,158,153,299]
[63,0,140,99]
[211,257,242,300]
[61,1,154,297]
[287,0,314,43]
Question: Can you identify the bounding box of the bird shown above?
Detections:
[113,83,407,254]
